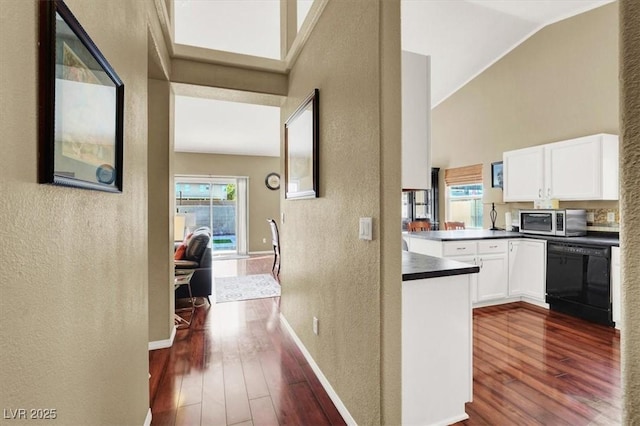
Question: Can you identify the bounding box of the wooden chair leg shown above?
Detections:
[271,247,278,273]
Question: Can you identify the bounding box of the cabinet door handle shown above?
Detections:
[547,188,551,197]
[538,188,542,198]
[456,247,466,251]
[489,245,498,249]
[479,258,484,269]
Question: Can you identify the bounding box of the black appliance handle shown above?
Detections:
[547,242,610,258]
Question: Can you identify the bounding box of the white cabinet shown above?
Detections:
[401,51,431,190]
[409,238,509,306]
[508,239,547,306]
[503,146,545,201]
[503,134,619,201]
[476,241,509,302]
[402,274,472,424]
[612,246,621,330]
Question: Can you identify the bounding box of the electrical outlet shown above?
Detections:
[262,238,267,244]
[607,212,616,223]
[586,212,595,223]
[313,316,319,335]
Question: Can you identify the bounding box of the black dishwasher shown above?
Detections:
[546,242,613,327]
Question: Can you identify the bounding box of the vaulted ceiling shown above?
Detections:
[172,0,614,156]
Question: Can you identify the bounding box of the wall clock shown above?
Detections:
[265,172,280,190]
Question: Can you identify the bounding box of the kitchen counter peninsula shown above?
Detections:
[407,229,522,241]
[402,250,479,280]
[401,250,478,425]
[405,229,620,246]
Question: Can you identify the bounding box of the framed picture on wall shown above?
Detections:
[284,88,319,200]
[491,161,503,189]
[38,0,124,193]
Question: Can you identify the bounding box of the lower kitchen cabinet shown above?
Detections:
[407,237,510,306]
[476,241,509,303]
[508,239,547,306]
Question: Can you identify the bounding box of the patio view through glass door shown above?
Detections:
[175,176,248,256]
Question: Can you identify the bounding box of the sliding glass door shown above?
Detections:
[175,176,248,255]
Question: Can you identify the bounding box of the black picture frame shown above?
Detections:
[38,0,124,193]
[284,89,319,200]
[491,161,503,189]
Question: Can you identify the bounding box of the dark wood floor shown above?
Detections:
[458,303,620,426]
[151,255,620,425]
[149,255,346,426]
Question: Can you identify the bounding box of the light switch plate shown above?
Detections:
[607,212,616,223]
[359,217,372,241]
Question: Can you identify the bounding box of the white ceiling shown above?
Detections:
[174,96,281,157]
[173,0,613,156]
[402,0,614,107]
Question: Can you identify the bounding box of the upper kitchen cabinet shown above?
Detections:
[503,134,619,202]
[503,145,545,201]
[402,51,431,190]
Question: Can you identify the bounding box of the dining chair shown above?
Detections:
[407,220,431,232]
[444,221,466,230]
[267,218,280,277]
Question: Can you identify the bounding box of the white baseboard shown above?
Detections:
[148,325,176,351]
[143,408,152,426]
[279,314,356,426]
[248,250,273,255]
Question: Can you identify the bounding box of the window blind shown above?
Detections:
[444,164,483,186]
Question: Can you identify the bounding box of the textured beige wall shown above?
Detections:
[432,3,619,228]
[174,153,280,253]
[282,0,401,424]
[619,1,640,422]
[148,79,175,343]
[0,1,149,424]
[172,59,288,96]
[379,1,403,423]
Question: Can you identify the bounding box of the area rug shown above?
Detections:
[214,274,280,303]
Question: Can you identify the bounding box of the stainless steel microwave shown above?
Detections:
[519,209,587,236]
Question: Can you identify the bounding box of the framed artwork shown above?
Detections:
[491,161,503,189]
[38,0,124,193]
[284,88,319,200]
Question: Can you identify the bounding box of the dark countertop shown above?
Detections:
[522,233,620,247]
[402,251,480,281]
[406,229,523,241]
[405,229,620,247]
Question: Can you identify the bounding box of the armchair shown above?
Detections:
[174,227,213,304]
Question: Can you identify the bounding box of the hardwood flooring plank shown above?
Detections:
[477,318,620,389]
[241,356,270,400]
[175,403,201,426]
[223,358,252,425]
[258,350,305,425]
[456,302,621,426]
[149,348,170,407]
[300,362,346,426]
[474,344,600,423]
[201,333,226,426]
[290,382,332,426]
[473,358,573,425]
[150,410,176,426]
[249,396,279,426]
[476,323,620,402]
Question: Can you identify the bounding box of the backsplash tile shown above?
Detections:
[586,208,619,231]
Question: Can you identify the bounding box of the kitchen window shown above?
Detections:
[446,184,483,228]
[444,164,483,229]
